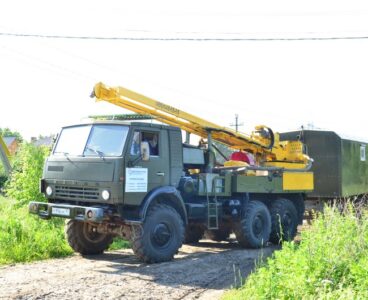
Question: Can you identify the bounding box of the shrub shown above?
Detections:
[5,143,49,205]
[0,196,73,264]
[0,196,130,265]
[109,238,130,251]
[0,164,7,189]
[1,143,130,265]
[0,127,23,143]
[0,175,7,190]
[223,202,368,300]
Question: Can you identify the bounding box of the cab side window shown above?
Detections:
[130,131,159,156]
[130,131,141,155]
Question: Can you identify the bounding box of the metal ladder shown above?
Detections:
[206,176,223,230]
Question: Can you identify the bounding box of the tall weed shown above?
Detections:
[1,143,129,265]
[5,143,49,205]
[223,201,368,300]
[0,196,72,264]
[0,197,130,265]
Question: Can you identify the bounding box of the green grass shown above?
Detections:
[109,237,130,251]
[0,195,129,265]
[223,203,368,300]
[0,196,73,264]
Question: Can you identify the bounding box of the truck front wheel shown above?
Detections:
[65,220,113,255]
[234,200,271,248]
[130,204,185,263]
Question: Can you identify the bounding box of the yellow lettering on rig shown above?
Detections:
[156,101,180,115]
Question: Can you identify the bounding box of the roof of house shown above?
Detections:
[2,136,17,147]
[33,136,54,147]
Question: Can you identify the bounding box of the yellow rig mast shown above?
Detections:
[92,82,312,170]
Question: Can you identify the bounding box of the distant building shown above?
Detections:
[3,136,18,155]
[31,136,55,148]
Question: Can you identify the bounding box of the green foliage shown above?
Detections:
[0,143,130,265]
[224,203,368,300]
[0,196,73,264]
[5,143,49,205]
[0,127,23,143]
[0,196,130,265]
[0,175,7,189]
[0,164,7,189]
[109,238,130,250]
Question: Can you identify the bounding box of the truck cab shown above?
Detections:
[36,120,186,218]
[30,121,192,262]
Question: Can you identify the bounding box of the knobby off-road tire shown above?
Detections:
[130,204,185,263]
[269,198,298,244]
[65,220,113,255]
[235,200,271,248]
[293,196,306,224]
[205,228,231,242]
[184,224,204,244]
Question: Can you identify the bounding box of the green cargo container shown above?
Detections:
[280,130,368,198]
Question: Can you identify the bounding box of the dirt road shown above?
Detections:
[0,240,277,300]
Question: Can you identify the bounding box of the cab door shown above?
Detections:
[124,128,170,206]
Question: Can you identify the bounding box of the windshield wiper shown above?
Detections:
[85,146,105,159]
[54,151,72,162]
[54,151,69,155]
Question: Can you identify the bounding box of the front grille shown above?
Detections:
[55,186,99,200]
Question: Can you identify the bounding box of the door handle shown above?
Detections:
[156,172,165,176]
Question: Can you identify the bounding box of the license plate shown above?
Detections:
[52,207,70,216]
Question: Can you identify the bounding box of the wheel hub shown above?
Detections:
[83,224,106,243]
[152,223,171,247]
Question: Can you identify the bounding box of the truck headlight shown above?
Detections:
[101,190,110,200]
[46,186,53,196]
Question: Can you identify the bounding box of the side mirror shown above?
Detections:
[141,141,150,161]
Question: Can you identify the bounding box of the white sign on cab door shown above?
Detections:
[125,168,148,192]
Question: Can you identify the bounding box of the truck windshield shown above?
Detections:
[54,124,129,157]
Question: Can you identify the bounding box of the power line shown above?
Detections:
[1,31,368,41]
[0,43,95,81]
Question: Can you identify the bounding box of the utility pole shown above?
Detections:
[230,114,243,132]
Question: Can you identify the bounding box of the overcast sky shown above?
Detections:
[1,1,368,141]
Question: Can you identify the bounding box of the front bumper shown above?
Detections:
[29,201,104,222]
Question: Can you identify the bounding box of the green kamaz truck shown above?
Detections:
[29,83,314,263]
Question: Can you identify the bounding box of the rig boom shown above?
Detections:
[92,82,311,168]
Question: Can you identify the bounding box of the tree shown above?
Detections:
[0,127,23,143]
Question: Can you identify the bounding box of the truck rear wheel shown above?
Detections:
[269,198,298,244]
[234,200,271,248]
[65,220,113,255]
[130,204,185,263]
[184,224,204,244]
